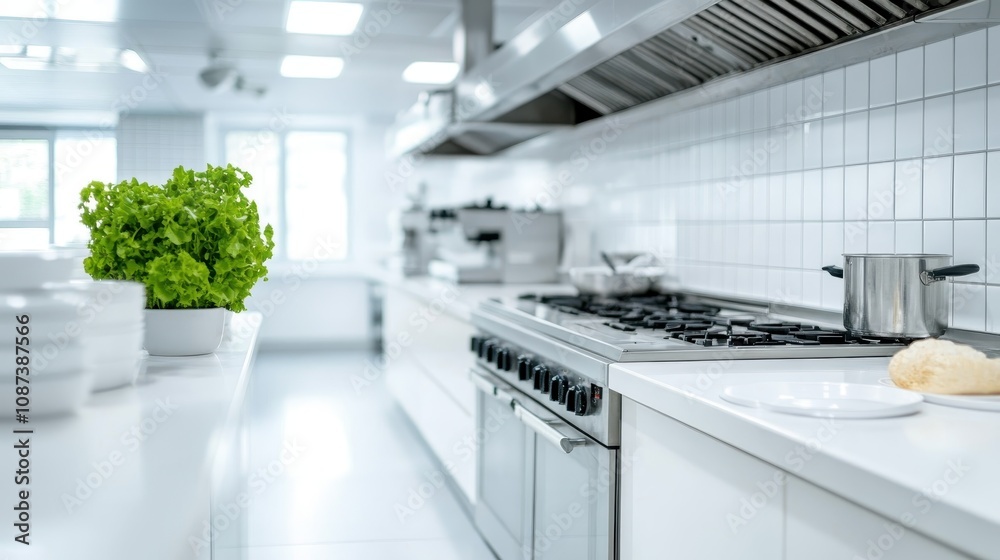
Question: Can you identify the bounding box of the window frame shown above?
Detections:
[0,126,117,245]
[219,126,353,262]
[0,128,55,236]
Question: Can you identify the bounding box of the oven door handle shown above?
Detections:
[512,401,588,454]
[468,370,514,406]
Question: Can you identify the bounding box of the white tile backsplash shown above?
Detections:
[924,95,954,156]
[895,159,923,220]
[955,89,987,153]
[823,68,846,117]
[823,116,845,167]
[954,283,986,331]
[422,29,1000,334]
[925,38,955,96]
[923,156,954,219]
[895,101,923,160]
[870,55,897,108]
[988,220,1000,283]
[897,47,924,103]
[953,152,986,218]
[869,106,896,162]
[844,165,869,221]
[895,221,923,253]
[846,62,869,113]
[869,162,895,221]
[822,167,845,220]
[845,112,869,165]
[956,29,988,91]
[924,220,954,254]
[868,221,895,253]
[953,220,986,282]
[988,151,1000,217]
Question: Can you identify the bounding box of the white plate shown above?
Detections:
[0,251,80,291]
[878,378,1000,411]
[92,358,142,392]
[721,381,923,418]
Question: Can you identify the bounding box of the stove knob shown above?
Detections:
[478,338,492,359]
[496,348,512,371]
[517,356,533,381]
[470,336,483,354]
[485,340,498,362]
[566,385,589,416]
[532,364,548,391]
[550,375,569,403]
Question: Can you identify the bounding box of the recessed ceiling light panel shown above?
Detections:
[285,2,363,35]
[280,55,344,79]
[402,61,460,84]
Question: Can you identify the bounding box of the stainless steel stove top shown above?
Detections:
[478,292,914,362]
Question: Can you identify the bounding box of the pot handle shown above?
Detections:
[920,264,981,285]
[822,265,843,279]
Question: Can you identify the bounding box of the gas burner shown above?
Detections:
[513,291,918,352]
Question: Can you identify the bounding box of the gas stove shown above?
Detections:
[477,291,915,363]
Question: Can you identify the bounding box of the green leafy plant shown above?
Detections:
[80,164,275,312]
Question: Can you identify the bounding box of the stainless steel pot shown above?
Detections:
[822,254,980,338]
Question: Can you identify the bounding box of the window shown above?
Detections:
[0,129,116,250]
[224,130,349,260]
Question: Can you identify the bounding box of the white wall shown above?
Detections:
[399,26,1000,335]
[117,114,205,183]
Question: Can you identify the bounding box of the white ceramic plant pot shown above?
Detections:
[143,308,225,356]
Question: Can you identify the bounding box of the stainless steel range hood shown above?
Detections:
[391,0,999,158]
[457,0,997,122]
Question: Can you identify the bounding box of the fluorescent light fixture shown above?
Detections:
[402,61,459,84]
[280,55,343,78]
[25,45,52,59]
[0,45,22,55]
[0,0,116,21]
[119,49,148,73]
[0,58,51,71]
[285,1,363,35]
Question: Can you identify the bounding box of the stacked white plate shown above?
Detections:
[53,280,146,391]
[0,250,94,417]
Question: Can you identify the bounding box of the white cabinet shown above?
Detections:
[620,399,785,559]
[785,478,970,560]
[620,397,973,560]
[383,283,478,504]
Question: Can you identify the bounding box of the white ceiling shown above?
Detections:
[0,0,560,119]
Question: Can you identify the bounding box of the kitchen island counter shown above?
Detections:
[0,313,261,560]
[610,358,1000,559]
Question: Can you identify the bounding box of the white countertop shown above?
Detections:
[381,272,577,322]
[610,358,1000,559]
[0,313,260,560]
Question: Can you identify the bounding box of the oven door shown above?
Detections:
[471,367,618,560]
[471,368,534,560]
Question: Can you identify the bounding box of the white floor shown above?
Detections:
[218,350,496,559]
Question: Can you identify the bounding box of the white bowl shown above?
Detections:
[144,308,225,356]
[0,370,93,418]
[49,280,146,328]
[0,342,86,376]
[0,250,81,291]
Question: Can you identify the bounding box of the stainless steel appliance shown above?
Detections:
[470,291,919,560]
[823,255,980,338]
[430,199,562,284]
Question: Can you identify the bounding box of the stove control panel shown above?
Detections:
[470,335,599,417]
